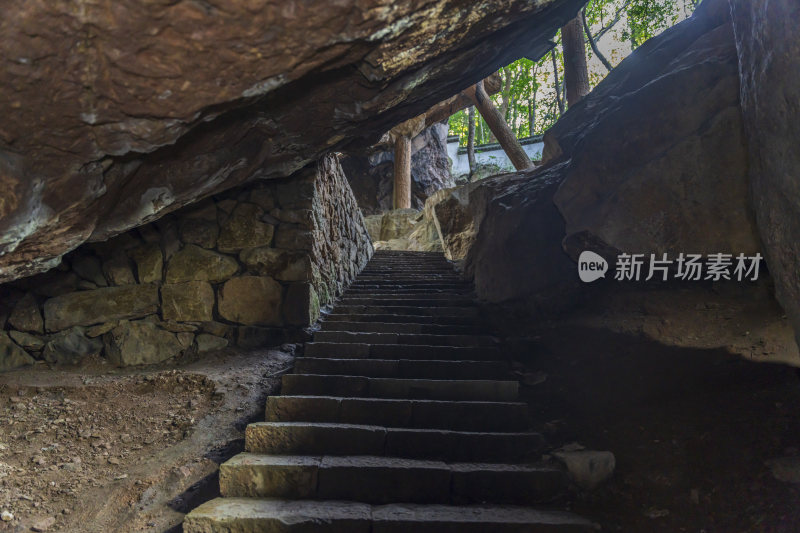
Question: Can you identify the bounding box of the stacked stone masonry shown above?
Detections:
[0,154,372,370]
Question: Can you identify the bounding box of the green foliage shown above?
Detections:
[448,0,701,144]
[623,0,683,47]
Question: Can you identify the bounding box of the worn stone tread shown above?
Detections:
[292,357,509,379]
[317,321,484,335]
[246,422,544,461]
[281,374,518,401]
[265,395,529,430]
[304,342,501,360]
[313,331,498,346]
[221,453,568,504]
[324,313,477,325]
[185,498,597,532]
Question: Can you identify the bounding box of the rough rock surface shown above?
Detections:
[0,332,35,371]
[43,285,160,333]
[104,320,183,367]
[161,282,215,323]
[463,164,579,309]
[0,154,371,369]
[364,208,443,254]
[549,0,760,257]
[307,155,374,308]
[342,123,455,214]
[730,0,800,346]
[0,0,585,282]
[42,327,103,365]
[218,276,284,327]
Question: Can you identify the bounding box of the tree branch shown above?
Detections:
[583,6,614,72]
[591,0,632,42]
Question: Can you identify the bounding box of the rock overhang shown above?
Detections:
[0,0,587,283]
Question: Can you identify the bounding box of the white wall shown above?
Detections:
[447,136,544,177]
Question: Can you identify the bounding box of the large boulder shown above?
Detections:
[7,293,43,334]
[217,203,276,252]
[730,0,800,347]
[342,123,455,214]
[0,332,35,371]
[165,245,239,283]
[217,276,284,326]
[364,208,443,253]
[104,320,184,366]
[0,0,586,283]
[549,0,760,257]
[464,164,579,309]
[42,327,103,365]
[161,281,215,322]
[43,284,159,332]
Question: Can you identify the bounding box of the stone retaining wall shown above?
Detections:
[0,154,372,370]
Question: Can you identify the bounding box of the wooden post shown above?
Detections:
[464,80,534,171]
[393,134,412,209]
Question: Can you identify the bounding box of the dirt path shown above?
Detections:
[0,346,294,533]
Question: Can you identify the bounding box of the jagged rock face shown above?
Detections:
[729,0,800,346]
[462,165,579,310]
[548,0,760,257]
[0,0,585,283]
[342,124,454,214]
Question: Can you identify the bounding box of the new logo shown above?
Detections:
[578,251,608,283]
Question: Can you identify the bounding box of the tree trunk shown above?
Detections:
[464,80,533,171]
[529,86,538,136]
[551,47,565,115]
[467,105,477,174]
[561,13,590,107]
[500,67,512,121]
[393,135,412,209]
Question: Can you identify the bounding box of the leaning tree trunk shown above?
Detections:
[561,13,590,107]
[464,80,533,171]
[551,47,565,115]
[467,105,477,175]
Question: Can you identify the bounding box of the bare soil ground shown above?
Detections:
[0,346,294,533]
[518,324,800,532]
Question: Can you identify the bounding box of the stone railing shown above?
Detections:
[446,135,544,177]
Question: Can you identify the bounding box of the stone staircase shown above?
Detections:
[185,250,596,532]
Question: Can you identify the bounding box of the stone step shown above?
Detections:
[360,265,456,271]
[318,321,483,335]
[339,297,475,307]
[265,396,529,431]
[313,331,498,347]
[350,281,469,288]
[332,305,479,317]
[342,290,474,302]
[347,286,472,293]
[355,276,463,283]
[362,259,455,264]
[281,374,518,402]
[246,422,545,462]
[358,272,457,277]
[304,342,501,361]
[185,498,598,533]
[220,453,567,505]
[293,358,507,379]
[324,314,478,325]
[343,289,474,296]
